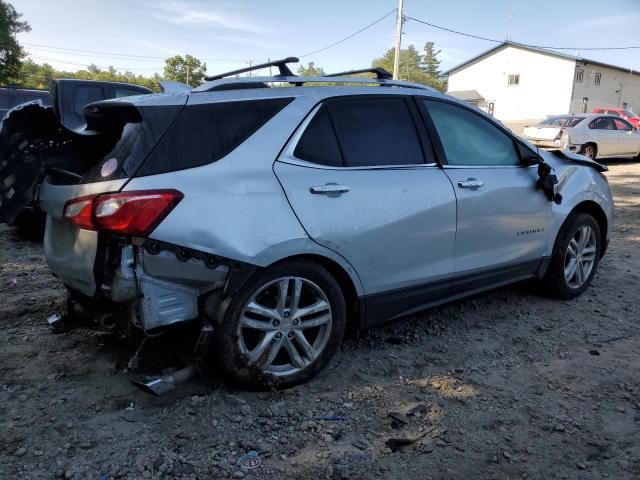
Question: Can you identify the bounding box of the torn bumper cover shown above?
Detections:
[104,239,256,331]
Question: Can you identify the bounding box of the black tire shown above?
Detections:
[211,259,346,389]
[542,213,601,299]
[581,143,597,160]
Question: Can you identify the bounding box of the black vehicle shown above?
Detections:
[0,79,153,229]
[0,87,51,119]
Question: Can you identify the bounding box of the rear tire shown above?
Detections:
[581,143,597,160]
[542,213,601,299]
[212,260,346,389]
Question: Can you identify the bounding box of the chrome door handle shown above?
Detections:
[457,179,484,189]
[310,183,350,195]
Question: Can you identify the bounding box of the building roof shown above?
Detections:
[447,90,485,102]
[445,41,639,77]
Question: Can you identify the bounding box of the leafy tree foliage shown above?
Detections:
[14,59,162,91]
[163,55,206,87]
[0,1,31,84]
[372,43,446,91]
[297,62,325,77]
[423,42,442,79]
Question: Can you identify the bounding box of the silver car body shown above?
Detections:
[523,114,640,158]
[36,77,614,331]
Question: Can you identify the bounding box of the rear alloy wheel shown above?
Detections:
[581,143,597,159]
[213,260,346,389]
[542,213,601,298]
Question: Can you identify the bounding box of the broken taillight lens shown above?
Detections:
[62,190,183,236]
[62,195,96,230]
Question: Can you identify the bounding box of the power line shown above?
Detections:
[22,42,251,62]
[405,15,640,51]
[299,9,397,58]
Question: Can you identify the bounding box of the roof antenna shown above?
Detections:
[506,11,513,41]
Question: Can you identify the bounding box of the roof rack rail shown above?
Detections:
[205,57,299,81]
[324,67,392,80]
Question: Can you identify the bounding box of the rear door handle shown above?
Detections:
[457,179,484,189]
[310,183,350,195]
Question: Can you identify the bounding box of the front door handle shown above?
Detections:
[310,183,351,196]
[457,178,484,189]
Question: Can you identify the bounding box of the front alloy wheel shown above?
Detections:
[213,260,346,389]
[542,212,601,298]
[563,225,597,289]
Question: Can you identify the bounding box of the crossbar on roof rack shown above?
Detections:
[205,57,299,81]
[324,67,392,80]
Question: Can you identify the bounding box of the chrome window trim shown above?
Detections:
[442,164,537,170]
[279,103,438,171]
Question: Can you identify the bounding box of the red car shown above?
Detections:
[592,108,640,127]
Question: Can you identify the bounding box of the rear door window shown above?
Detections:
[136,98,293,176]
[327,97,426,167]
[294,105,343,167]
[613,118,633,131]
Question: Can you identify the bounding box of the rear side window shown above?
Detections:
[73,85,104,118]
[328,97,425,167]
[294,105,342,167]
[613,118,633,131]
[424,100,520,167]
[0,93,10,109]
[136,98,292,176]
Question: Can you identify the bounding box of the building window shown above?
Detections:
[487,102,495,116]
[594,72,601,85]
[575,69,584,83]
[622,102,628,110]
[507,74,520,86]
[581,97,589,114]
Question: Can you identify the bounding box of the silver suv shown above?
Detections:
[0,59,614,389]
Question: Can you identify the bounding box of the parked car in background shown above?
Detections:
[0,59,615,391]
[0,79,153,228]
[522,114,640,159]
[592,108,640,127]
[0,87,51,119]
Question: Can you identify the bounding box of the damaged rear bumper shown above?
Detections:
[59,235,256,331]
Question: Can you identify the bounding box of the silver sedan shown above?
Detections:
[523,114,640,159]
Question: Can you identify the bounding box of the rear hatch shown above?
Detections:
[16,94,186,295]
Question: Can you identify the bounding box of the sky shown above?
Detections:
[14,0,640,79]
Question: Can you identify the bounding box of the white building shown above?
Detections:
[446,42,640,124]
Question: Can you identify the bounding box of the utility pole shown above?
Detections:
[186,62,190,87]
[248,59,253,77]
[506,11,513,41]
[393,0,404,80]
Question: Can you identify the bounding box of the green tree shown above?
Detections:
[297,62,325,77]
[422,42,442,79]
[372,43,446,92]
[0,1,31,84]
[164,55,207,87]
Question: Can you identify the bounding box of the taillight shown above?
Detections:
[63,195,96,230]
[62,189,183,236]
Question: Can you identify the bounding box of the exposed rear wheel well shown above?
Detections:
[270,254,363,337]
[570,201,608,254]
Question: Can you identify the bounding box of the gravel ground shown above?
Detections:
[0,161,639,480]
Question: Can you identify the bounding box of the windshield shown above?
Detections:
[540,116,584,127]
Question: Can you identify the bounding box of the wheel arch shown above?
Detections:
[567,200,608,256]
[268,254,366,336]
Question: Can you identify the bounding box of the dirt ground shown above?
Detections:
[1,161,639,480]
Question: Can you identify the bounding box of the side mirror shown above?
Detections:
[517,142,543,166]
